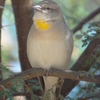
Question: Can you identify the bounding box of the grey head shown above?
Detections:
[33,0,64,22]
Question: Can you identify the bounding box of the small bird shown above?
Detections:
[27,0,73,99]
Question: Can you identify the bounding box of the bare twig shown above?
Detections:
[79,93,100,100]
[12,92,30,97]
[13,92,42,99]
[72,7,100,33]
[0,68,100,92]
[0,6,13,12]
[2,23,15,27]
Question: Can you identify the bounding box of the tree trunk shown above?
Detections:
[11,0,33,71]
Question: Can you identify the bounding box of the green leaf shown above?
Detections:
[6,89,13,100]
[32,85,41,91]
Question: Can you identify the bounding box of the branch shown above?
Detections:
[0,68,100,92]
[2,92,41,99]
[0,0,5,62]
[8,92,100,100]
[61,39,100,96]
[72,7,100,33]
[79,93,100,100]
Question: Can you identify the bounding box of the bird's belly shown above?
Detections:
[27,40,70,70]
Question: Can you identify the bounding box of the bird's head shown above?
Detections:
[33,0,64,31]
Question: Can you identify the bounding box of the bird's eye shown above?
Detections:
[47,7,50,10]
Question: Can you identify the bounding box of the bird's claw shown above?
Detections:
[44,68,52,79]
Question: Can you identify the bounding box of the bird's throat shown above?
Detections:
[34,19,50,31]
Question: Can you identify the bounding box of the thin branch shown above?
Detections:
[2,23,15,27]
[0,6,13,12]
[72,7,100,33]
[12,92,30,97]
[3,92,100,100]
[12,92,42,99]
[79,93,100,100]
[0,68,100,92]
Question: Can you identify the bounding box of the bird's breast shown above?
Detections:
[27,35,71,70]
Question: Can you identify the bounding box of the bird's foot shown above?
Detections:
[79,71,94,79]
[44,68,52,79]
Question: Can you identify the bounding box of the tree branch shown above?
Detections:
[12,92,30,97]
[61,39,100,96]
[6,92,100,100]
[79,93,100,100]
[0,68,100,92]
[72,7,100,33]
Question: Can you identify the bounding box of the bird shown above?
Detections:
[27,0,73,99]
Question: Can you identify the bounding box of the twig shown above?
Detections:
[79,93,100,100]
[0,68,100,92]
[0,6,13,12]
[0,92,42,99]
[2,23,15,27]
[72,7,100,33]
[12,92,30,97]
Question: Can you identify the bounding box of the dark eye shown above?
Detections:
[47,7,50,10]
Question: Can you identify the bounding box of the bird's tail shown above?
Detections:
[43,76,59,100]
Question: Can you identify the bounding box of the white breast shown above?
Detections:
[27,24,73,70]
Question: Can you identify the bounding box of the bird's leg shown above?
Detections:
[55,78,64,99]
[44,68,53,79]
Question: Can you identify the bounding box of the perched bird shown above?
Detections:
[27,0,73,99]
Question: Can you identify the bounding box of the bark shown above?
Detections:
[0,68,100,92]
[11,0,33,71]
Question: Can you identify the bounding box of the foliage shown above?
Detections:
[0,64,38,100]
[82,22,100,47]
[78,22,100,100]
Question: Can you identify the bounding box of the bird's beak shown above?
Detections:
[33,5,42,11]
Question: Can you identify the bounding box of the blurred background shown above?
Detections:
[1,0,100,100]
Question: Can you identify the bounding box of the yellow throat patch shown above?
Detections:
[34,19,50,31]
